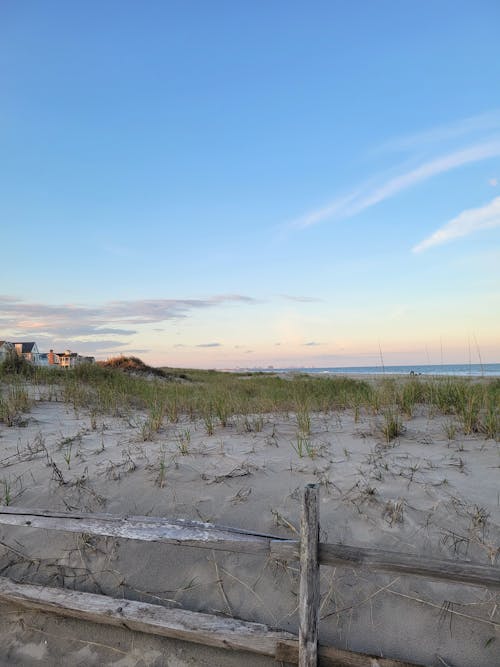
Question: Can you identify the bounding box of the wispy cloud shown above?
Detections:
[294,139,500,229]
[196,342,221,348]
[375,110,500,153]
[56,340,127,354]
[303,341,323,346]
[280,294,323,303]
[413,196,500,253]
[0,294,256,341]
[105,295,256,323]
[50,326,136,337]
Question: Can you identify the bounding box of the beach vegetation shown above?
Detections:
[481,399,499,440]
[296,406,311,435]
[381,410,404,443]
[176,429,191,455]
[460,394,481,434]
[147,399,167,433]
[203,410,215,436]
[291,434,316,458]
[153,445,168,487]
[63,443,73,469]
[242,415,264,433]
[443,419,457,441]
[396,378,426,417]
[0,384,31,426]
[1,359,498,442]
[1,478,12,506]
[0,351,34,378]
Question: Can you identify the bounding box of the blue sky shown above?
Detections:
[1,1,499,367]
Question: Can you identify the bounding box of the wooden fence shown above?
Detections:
[0,483,499,666]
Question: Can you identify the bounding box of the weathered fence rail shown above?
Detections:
[0,577,416,667]
[272,541,500,589]
[1,505,498,589]
[0,506,278,553]
[0,485,499,666]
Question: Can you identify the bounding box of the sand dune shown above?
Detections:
[0,378,498,666]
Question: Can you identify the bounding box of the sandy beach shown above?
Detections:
[4,2,500,663]
[0,371,499,666]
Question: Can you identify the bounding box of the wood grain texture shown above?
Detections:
[1,507,497,589]
[276,641,425,667]
[0,577,426,666]
[270,541,500,590]
[0,506,284,555]
[0,576,294,656]
[299,483,320,666]
[318,543,500,589]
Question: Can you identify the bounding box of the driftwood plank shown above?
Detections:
[0,507,286,555]
[276,641,424,667]
[0,577,425,666]
[299,483,320,666]
[270,541,500,590]
[0,576,293,656]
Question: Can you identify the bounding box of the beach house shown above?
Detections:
[13,342,40,364]
[56,349,94,368]
[1,341,94,367]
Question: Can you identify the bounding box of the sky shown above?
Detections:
[1,1,499,368]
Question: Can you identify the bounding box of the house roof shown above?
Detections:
[0,341,13,348]
[13,342,37,353]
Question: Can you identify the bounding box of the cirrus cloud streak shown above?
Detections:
[412,196,500,253]
[294,139,500,229]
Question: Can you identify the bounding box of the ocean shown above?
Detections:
[254,363,500,377]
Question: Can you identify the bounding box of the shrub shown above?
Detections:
[0,385,31,426]
[0,351,34,378]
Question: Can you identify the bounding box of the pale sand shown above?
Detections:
[0,387,499,666]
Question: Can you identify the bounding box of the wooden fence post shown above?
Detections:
[299,483,320,666]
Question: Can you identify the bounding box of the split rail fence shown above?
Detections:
[0,483,499,666]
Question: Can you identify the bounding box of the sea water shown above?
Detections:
[258,363,500,377]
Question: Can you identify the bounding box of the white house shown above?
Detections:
[13,342,40,364]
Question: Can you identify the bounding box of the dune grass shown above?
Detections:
[0,359,499,439]
[0,383,31,426]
